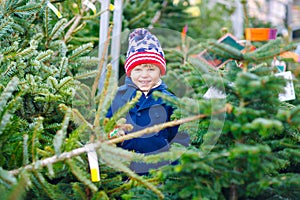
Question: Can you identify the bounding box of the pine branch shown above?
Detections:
[15,40,38,59]
[127,11,147,26]
[107,109,222,145]
[8,106,229,176]
[211,42,243,59]
[64,15,82,42]
[74,70,98,80]
[0,16,13,38]
[72,182,88,200]
[66,159,98,192]
[91,26,112,99]
[53,107,71,155]
[104,91,142,132]
[5,172,31,200]
[54,76,76,95]
[82,8,111,20]
[94,64,112,128]
[32,171,61,199]
[48,18,67,41]
[101,142,144,162]
[35,50,54,62]
[0,77,22,135]
[11,2,42,16]
[244,41,297,61]
[59,104,93,130]
[1,41,18,55]
[148,0,168,29]
[0,76,19,114]
[101,153,165,200]
[76,56,101,67]
[0,167,17,186]
[44,4,51,42]
[68,43,94,61]
[31,117,44,163]
[59,57,68,78]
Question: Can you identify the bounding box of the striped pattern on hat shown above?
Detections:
[124,28,166,76]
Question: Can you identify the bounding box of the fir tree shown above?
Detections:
[121,22,300,200]
[1,0,299,200]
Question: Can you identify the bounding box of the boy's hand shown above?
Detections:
[107,118,133,139]
[108,128,125,139]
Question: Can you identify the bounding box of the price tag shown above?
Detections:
[275,71,296,101]
[87,149,100,182]
[46,1,62,18]
[203,86,226,99]
[83,0,97,15]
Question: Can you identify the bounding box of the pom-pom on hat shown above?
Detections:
[124,28,166,76]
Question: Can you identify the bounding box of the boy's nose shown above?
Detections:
[141,69,149,76]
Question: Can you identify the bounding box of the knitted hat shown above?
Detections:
[124,28,166,76]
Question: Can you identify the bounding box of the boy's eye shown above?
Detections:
[148,68,155,71]
[133,68,142,71]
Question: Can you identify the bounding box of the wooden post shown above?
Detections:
[111,0,123,80]
[98,0,110,91]
[231,0,243,39]
[98,0,110,60]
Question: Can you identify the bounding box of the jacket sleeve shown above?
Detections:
[166,124,179,143]
[105,89,123,119]
[164,101,190,146]
[106,106,113,118]
[166,116,190,146]
[165,105,179,143]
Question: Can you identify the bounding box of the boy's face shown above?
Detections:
[130,64,161,92]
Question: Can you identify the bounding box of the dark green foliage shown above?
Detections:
[1,0,300,200]
[1,0,104,199]
[123,0,160,29]
[139,34,300,200]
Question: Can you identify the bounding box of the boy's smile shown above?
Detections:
[130,64,161,92]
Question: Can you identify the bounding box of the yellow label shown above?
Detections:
[90,168,100,182]
[109,4,115,11]
[46,2,62,18]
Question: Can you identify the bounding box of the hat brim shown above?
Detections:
[125,52,166,76]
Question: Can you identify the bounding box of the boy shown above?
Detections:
[106,28,181,175]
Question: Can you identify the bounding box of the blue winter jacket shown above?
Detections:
[106,77,179,174]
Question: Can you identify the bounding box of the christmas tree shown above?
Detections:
[1,0,299,200]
